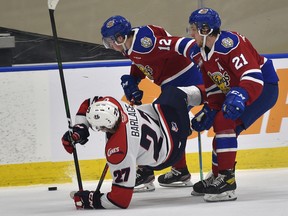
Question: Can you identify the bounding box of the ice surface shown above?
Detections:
[0,168,287,216]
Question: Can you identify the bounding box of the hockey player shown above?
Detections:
[61,86,202,209]
[100,15,204,191]
[167,8,279,201]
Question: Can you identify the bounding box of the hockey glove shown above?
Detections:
[61,124,90,154]
[73,190,103,209]
[121,75,143,105]
[191,103,218,132]
[222,87,249,120]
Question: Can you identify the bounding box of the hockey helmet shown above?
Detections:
[101,15,132,48]
[189,8,221,33]
[86,100,120,132]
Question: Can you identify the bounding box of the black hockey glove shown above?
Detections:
[73,190,104,209]
[61,124,90,154]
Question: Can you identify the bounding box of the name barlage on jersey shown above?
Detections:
[125,104,139,137]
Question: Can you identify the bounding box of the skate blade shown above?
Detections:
[203,190,237,202]
[159,180,193,188]
[134,182,155,193]
[191,190,204,196]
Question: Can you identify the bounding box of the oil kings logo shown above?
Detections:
[207,71,230,94]
[140,37,153,48]
[106,20,115,28]
[135,63,154,80]
[221,37,234,48]
[107,147,123,157]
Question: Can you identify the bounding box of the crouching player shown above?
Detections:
[61,85,202,209]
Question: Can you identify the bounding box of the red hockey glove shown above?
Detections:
[61,124,90,154]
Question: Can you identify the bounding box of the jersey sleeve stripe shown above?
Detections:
[207,89,223,97]
[175,37,193,57]
[206,84,222,97]
[240,69,264,85]
[241,76,264,85]
[183,40,194,58]
[175,37,185,55]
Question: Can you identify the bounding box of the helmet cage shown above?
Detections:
[102,34,128,49]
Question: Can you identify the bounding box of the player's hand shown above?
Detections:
[191,103,218,132]
[73,190,94,209]
[222,87,248,120]
[61,124,90,154]
[121,75,143,105]
[73,190,103,209]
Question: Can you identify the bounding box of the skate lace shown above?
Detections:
[164,168,181,179]
[211,174,225,187]
[136,167,144,180]
[136,173,141,179]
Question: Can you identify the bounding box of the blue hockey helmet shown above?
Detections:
[189,8,221,33]
[101,15,132,48]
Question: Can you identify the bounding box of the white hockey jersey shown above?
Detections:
[74,90,190,209]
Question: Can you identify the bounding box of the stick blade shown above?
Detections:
[48,0,60,10]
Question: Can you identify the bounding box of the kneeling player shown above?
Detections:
[61,86,201,209]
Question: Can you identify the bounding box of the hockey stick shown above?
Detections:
[197,131,204,181]
[95,163,109,192]
[70,163,109,199]
[48,0,83,190]
[95,134,109,192]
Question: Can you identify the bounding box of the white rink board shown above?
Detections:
[0,58,287,164]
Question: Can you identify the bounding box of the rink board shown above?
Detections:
[0,56,287,187]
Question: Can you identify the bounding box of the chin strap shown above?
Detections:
[199,29,213,48]
[115,35,128,51]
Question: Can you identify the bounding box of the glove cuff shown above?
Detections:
[229,87,249,102]
[92,192,105,209]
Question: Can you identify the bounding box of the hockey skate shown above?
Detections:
[158,167,193,187]
[191,171,215,196]
[134,167,155,193]
[203,169,237,202]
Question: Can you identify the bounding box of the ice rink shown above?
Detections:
[1,168,287,216]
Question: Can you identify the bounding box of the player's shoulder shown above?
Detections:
[214,31,240,54]
[105,103,130,165]
[105,122,128,165]
[132,25,161,53]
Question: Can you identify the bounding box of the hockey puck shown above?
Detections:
[48,187,57,191]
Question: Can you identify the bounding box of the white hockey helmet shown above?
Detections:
[86,100,120,132]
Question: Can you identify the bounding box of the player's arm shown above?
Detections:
[130,63,146,80]
[73,133,137,209]
[173,37,198,58]
[99,161,135,209]
[73,171,134,209]
[121,71,143,105]
[155,36,197,60]
[222,47,264,120]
